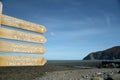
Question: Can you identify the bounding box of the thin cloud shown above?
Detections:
[50,32,55,37]
[98,10,113,27]
[106,15,111,27]
[55,28,106,42]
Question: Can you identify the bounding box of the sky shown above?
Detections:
[0,0,120,60]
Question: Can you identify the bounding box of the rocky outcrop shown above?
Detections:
[83,46,120,60]
[107,74,120,80]
[91,77,104,80]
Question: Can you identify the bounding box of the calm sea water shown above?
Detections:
[47,60,120,68]
[47,60,120,63]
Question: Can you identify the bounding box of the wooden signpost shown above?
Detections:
[0,2,47,66]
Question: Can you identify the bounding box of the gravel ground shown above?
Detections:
[33,68,120,80]
[0,65,120,80]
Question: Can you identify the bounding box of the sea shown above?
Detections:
[47,60,120,68]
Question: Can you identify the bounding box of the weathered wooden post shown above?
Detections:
[0,1,2,25]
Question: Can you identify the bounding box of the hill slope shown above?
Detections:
[83,46,120,60]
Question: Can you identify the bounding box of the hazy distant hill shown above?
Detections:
[83,46,120,60]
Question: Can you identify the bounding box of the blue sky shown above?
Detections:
[1,0,120,60]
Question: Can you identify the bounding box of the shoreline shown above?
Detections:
[0,64,120,80]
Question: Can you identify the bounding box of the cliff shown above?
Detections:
[83,46,120,60]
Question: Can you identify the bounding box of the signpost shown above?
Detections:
[0,1,47,66]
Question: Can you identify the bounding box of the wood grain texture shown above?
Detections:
[0,56,46,66]
[0,41,46,54]
[1,14,46,34]
[0,27,46,43]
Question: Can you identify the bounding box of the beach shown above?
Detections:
[34,68,120,80]
[0,61,120,80]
